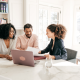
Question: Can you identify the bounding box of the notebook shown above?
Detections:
[34,56,46,60]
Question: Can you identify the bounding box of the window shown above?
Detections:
[76,12,80,44]
[38,5,61,49]
[73,6,80,44]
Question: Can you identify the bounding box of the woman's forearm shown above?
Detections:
[0,54,5,58]
[0,54,12,60]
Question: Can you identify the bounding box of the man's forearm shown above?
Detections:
[17,48,25,50]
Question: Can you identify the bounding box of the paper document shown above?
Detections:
[26,47,44,56]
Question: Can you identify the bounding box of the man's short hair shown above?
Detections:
[24,23,33,30]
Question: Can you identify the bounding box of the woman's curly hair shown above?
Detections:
[47,24,67,39]
[0,23,16,39]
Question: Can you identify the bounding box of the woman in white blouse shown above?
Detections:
[0,23,16,60]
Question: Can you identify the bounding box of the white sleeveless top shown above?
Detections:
[0,39,16,55]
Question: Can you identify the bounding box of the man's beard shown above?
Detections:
[26,34,32,38]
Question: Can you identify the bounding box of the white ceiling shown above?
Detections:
[39,0,68,3]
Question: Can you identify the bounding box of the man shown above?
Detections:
[16,24,39,50]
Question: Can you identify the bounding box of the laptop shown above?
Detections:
[11,50,39,67]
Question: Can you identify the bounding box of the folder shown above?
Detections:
[34,56,46,60]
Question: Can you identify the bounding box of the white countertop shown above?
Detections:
[0,58,80,80]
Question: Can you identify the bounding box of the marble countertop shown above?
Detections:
[0,58,80,80]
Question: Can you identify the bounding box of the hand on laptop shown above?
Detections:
[38,51,41,54]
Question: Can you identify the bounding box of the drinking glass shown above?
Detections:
[45,56,53,74]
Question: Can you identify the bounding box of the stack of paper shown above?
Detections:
[26,47,44,56]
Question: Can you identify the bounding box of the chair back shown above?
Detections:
[65,48,77,60]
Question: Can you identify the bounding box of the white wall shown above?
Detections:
[73,0,80,57]
[62,0,80,57]
[62,0,74,49]
[39,0,63,9]
[74,0,80,5]
[39,0,63,5]
[16,30,24,38]
[24,0,39,35]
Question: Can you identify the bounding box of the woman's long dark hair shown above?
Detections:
[0,23,16,39]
